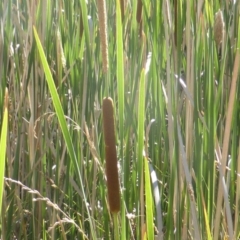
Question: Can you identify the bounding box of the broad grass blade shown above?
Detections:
[0,89,8,217]
[144,157,154,240]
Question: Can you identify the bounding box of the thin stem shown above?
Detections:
[113,213,119,240]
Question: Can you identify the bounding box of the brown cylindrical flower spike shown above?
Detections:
[136,0,143,37]
[102,97,120,213]
[214,9,224,48]
[136,0,142,24]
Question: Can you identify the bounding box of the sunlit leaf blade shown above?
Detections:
[0,90,8,217]
[144,157,154,240]
[137,68,145,180]
[116,0,124,139]
[116,0,126,238]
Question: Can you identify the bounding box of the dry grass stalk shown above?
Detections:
[4,178,87,238]
[102,97,120,213]
[97,0,109,73]
[4,88,8,109]
[214,9,224,48]
[174,0,177,46]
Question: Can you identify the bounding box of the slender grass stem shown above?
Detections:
[113,213,119,240]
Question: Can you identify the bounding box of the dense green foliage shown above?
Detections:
[0,0,239,239]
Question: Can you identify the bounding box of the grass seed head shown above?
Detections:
[57,28,66,71]
[102,97,120,213]
[97,0,109,73]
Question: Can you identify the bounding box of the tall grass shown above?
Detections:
[0,0,239,239]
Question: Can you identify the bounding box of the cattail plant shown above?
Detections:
[97,0,109,73]
[102,97,120,213]
[136,0,143,36]
[102,97,120,239]
[136,0,142,24]
[214,9,224,49]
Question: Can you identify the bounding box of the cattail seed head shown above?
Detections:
[136,0,143,37]
[214,9,224,48]
[102,97,120,213]
[136,0,142,24]
[97,0,109,73]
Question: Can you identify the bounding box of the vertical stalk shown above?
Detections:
[102,97,120,238]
